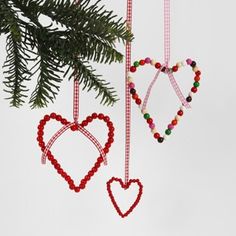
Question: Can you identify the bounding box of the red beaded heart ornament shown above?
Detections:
[37,112,114,193]
[128,58,202,143]
[107,177,143,218]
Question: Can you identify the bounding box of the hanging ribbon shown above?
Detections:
[142,0,191,111]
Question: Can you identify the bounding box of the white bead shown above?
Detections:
[189,92,193,97]
[193,66,199,72]
[151,59,156,66]
[142,109,148,114]
[177,62,182,68]
[127,76,133,83]
[181,61,186,67]
[163,135,169,140]
[151,128,157,134]
[175,115,180,121]
[180,105,186,111]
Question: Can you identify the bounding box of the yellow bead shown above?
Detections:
[151,128,157,134]
[175,115,180,121]
[142,109,147,114]
[127,76,133,83]
[177,62,182,68]
[151,60,156,66]
[181,61,186,67]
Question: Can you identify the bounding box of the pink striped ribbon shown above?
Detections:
[142,0,190,110]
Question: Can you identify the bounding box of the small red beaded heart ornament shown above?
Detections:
[37,112,114,192]
[107,0,143,218]
[37,80,115,193]
[128,57,201,143]
[107,177,143,218]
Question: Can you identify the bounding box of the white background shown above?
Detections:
[0,0,236,235]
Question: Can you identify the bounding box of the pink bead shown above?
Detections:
[168,124,174,130]
[128,82,135,89]
[149,123,155,129]
[186,58,192,65]
[145,57,151,64]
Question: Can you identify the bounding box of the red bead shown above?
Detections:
[56,115,62,121]
[191,87,198,93]
[40,120,46,126]
[139,60,145,65]
[132,94,138,100]
[154,133,160,139]
[95,162,101,168]
[130,66,137,73]
[177,110,184,116]
[97,156,103,163]
[194,76,200,82]
[85,175,91,181]
[147,118,153,124]
[172,65,178,72]
[80,184,85,189]
[69,185,75,190]
[103,147,109,154]
[39,141,45,147]
[61,119,68,125]
[107,121,113,127]
[71,124,78,131]
[50,113,57,119]
[92,113,98,119]
[57,168,63,174]
[61,172,67,178]
[48,155,53,161]
[195,71,201,76]
[172,119,178,126]
[65,175,71,181]
[98,113,104,119]
[37,130,44,136]
[81,120,88,127]
[75,187,80,193]
[105,142,111,148]
[92,167,98,172]
[108,137,114,143]
[104,116,110,122]
[44,115,50,121]
[109,127,115,133]
[37,124,43,130]
[135,98,142,105]
[86,116,93,122]
[155,62,161,69]
[88,171,94,176]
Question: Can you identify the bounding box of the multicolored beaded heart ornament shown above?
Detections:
[128,57,201,143]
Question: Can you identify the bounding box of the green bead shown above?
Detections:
[165,129,171,135]
[144,113,150,119]
[193,81,200,88]
[134,61,140,67]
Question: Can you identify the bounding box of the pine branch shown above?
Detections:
[0,0,133,108]
[69,57,118,106]
[2,1,31,107]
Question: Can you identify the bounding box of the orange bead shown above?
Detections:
[172,119,178,126]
